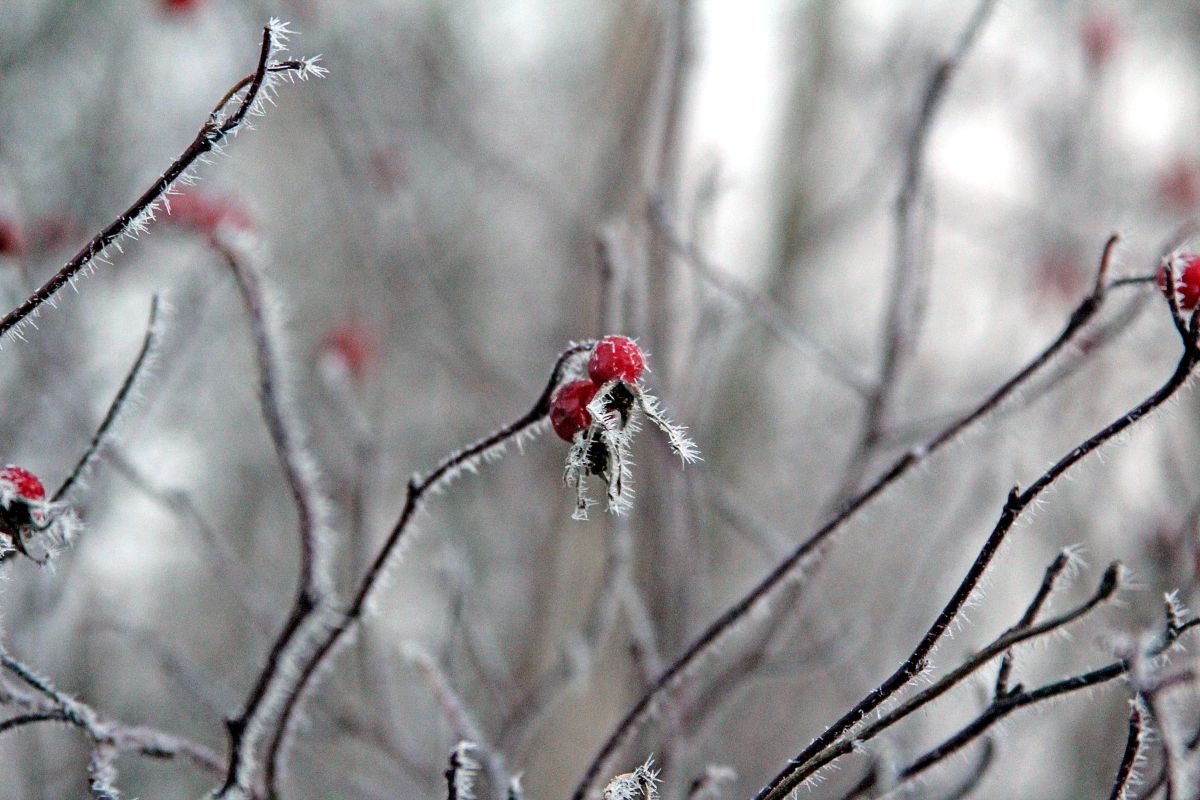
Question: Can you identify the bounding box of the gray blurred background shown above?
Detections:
[1,0,1199,798]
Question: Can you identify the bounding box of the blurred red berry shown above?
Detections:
[163,0,201,12]
[588,336,645,385]
[0,218,27,258]
[1158,158,1200,212]
[1157,254,1200,311]
[167,191,253,235]
[1081,11,1119,71]
[1032,247,1084,305]
[550,379,598,442]
[0,466,45,502]
[322,321,376,381]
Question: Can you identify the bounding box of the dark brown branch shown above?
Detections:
[54,294,164,503]
[784,561,1120,788]
[995,551,1072,698]
[848,619,1200,795]
[0,22,312,343]
[0,709,69,735]
[1108,703,1144,800]
[754,314,1200,800]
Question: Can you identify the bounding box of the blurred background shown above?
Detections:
[1,0,1200,797]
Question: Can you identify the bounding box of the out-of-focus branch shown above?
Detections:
[649,204,873,394]
[213,236,338,798]
[260,341,595,798]
[0,652,224,781]
[831,0,1001,503]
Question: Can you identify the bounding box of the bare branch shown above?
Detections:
[0,21,320,344]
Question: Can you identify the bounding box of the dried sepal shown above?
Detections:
[604,756,659,800]
[635,385,702,464]
[558,359,698,519]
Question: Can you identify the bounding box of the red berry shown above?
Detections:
[1158,255,1200,312]
[588,336,645,384]
[322,321,376,381]
[550,379,598,442]
[1081,12,1119,71]
[163,0,201,11]
[1158,158,1200,212]
[0,218,27,258]
[167,191,253,234]
[0,466,44,501]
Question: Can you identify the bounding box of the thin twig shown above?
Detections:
[0,652,223,776]
[649,204,873,394]
[830,0,1001,503]
[1108,702,1144,800]
[105,448,276,629]
[788,561,1120,788]
[408,645,510,798]
[0,21,319,344]
[88,741,120,800]
[995,551,1072,698]
[54,294,165,503]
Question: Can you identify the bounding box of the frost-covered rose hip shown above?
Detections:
[550,379,599,442]
[0,466,44,504]
[0,465,48,544]
[588,336,645,384]
[1158,253,1200,311]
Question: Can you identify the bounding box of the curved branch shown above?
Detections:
[0,21,317,344]
[256,341,594,797]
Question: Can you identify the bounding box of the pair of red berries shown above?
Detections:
[1158,253,1200,311]
[550,336,646,442]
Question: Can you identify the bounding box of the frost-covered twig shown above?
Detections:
[408,645,510,797]
[0,651,223,782]
[603,757,659,800]
[0,19,322,345]
[54,294,166,503]
[212,235,338,798]
[446,741,480,800]
[1109,702,1145,800]
[88,742,121,800]
[791,559,1121,787]
[260,342,594,797]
